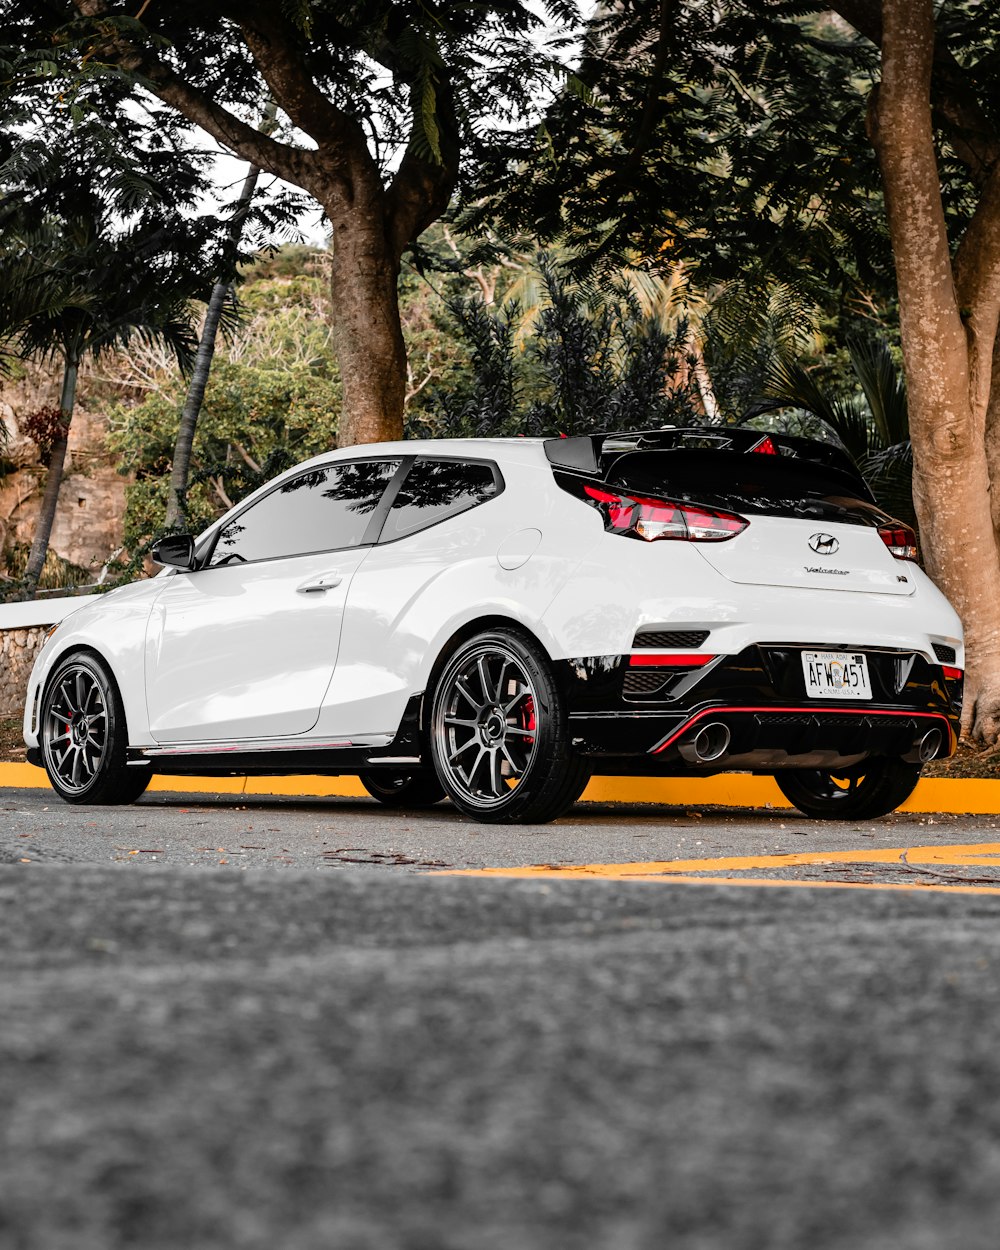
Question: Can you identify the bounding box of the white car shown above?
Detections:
[23,428,963,824]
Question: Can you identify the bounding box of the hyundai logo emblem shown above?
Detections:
[808,533,840,555]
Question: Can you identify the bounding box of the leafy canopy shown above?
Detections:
[462,1,897,321]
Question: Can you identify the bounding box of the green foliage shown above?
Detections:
[756,336,915,527]
[109,359,342,548]
[0,543,93,602]
[421,258,702,438]
[99,241,474,564]
[1,0,580,202]
[700,279,823,420]
[467,4,889,307]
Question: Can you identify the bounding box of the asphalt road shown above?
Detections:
[5,787,1000,1249]
[4,786,998,871]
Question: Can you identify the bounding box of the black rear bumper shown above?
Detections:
[556,645,961,773]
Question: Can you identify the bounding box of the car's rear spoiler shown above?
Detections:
[543,427,874,499]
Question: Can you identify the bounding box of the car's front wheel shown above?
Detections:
[429,628,590,824]
[40,652,152,805]
[774,758,921,820]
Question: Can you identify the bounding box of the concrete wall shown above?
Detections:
[0,596,98,718]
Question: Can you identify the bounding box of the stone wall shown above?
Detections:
[1,372,128,578]
[0,596,97,720]
[0,624,50,717]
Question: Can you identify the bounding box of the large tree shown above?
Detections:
[833,0,1000,743]
[7,0,578,447]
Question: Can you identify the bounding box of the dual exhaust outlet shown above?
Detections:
[678,722,731,765]
[904,727,943,765]
[678,721,944,766]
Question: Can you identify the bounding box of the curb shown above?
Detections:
[1,762,998,813]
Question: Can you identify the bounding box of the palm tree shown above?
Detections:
[0,213,202,596]
[165,100,277,528]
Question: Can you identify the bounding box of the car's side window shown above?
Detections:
[379,459,500,543]
[209,459,402,566]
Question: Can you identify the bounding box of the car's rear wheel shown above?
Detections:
[429,628,590,824]
[40,653,152,805]
[358,770,446,808]
[774,758,921,820]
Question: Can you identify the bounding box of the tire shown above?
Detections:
[40,652,152,805]
[774,758,922,821]
[429,627,590,824]
[358,769,446,809]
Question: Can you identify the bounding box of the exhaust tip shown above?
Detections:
[915,727,943,764]
[680,721,731,764]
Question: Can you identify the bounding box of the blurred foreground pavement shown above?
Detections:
[3,860,1000,1250]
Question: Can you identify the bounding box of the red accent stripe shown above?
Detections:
[943,666,964,681]
[649,706,956,756]
[629,653,716,668]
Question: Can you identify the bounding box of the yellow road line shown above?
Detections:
[465,873,1000,896]
[446,840,1000,881]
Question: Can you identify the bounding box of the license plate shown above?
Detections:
[802,651,872,700]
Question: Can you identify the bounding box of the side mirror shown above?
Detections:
[151,533,197,571]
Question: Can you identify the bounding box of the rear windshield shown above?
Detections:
[604,449,882,525]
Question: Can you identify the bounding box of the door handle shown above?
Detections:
[296,573,343,594]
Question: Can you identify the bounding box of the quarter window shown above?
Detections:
[380,459,499,542]
[209,459,401,566]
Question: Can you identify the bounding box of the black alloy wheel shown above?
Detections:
[429,627,590,824]
[774,758,922,820]
[358,769,446,808]
[40,653,152,805]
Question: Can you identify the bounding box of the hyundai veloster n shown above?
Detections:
[23,428,963,823]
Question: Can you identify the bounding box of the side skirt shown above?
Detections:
[125,694,429,778]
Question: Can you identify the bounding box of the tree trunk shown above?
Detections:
[163,162,260,527]
[22,354,79,598]
[166,103,275,528]
[871,0,1000,743]
[165,276,233,528]
[984,326,1000,540]
[328,208,407,447]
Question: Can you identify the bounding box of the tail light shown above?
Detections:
[584,484,748,543]
[942,666,963,682]
[878,523,919,561]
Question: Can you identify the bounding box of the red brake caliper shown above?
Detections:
[519,695,536,740]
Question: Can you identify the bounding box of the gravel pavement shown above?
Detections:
[4,787,1000,1249]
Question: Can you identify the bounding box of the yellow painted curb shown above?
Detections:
[0,761,366,798]
[1,760,999,813]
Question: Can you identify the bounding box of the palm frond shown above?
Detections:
[762,355,876,461]
[848,335,908,446]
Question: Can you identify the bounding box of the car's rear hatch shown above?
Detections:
[607,447,915,596]
[547,431,916,597]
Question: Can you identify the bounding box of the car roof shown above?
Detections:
[294,436,550,473]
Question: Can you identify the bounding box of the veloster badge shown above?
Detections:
[808,532,839,555]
